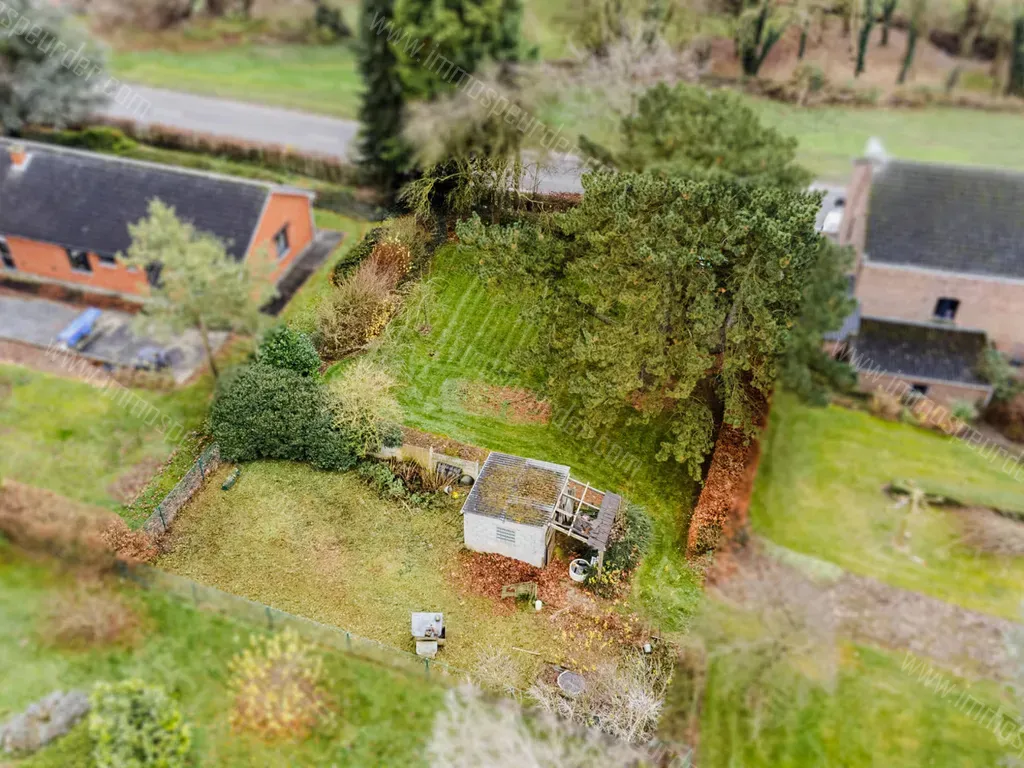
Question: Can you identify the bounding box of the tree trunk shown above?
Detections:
[1008,16,1024,97]
[856,0,875,76]
[880,0,897,46]
[198,318,220,379]
[898,23,918,84]
[206,0,230,17]
[798,22,808,59]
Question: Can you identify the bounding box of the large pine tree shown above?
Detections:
[356,0,408,196]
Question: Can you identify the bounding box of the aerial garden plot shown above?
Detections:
[156,221,698,702]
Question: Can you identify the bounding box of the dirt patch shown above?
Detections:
[708,17,979,91]
[456,381,551,425]
[400,426,489,462]
[107,456,166,505]
[713,541,1019,681]
[954,506,1024,557]
[454,551,578,613]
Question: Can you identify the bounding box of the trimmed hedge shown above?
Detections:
[330,226,384,285]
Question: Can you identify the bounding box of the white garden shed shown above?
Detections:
[460,452,621,569]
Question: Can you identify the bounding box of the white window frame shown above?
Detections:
[274,225,290,260]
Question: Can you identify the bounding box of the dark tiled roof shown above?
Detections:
[865,160,1024,279]
[851,317,989,386]
[460,452,570,527]
[0,141,271,259]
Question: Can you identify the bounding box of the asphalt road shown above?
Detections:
[99,85,842,202]
[99,84,587,193]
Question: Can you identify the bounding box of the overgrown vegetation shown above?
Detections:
[88,679,192,768]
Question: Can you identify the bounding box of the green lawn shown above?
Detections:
[749,392,1024,620]
[699,643,1014,767]
[0,543,439,767]
[110,44,364,119]
[156,461,597,683]
[369,245,704,632]
[545,90,1024,181]
[0,365,210,515]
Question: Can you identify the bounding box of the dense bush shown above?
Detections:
[328,360,403,457]
[257,325,321,377]
[316,261,397,359]
[604,503,653,574]
[229,629,332,741]
[357,460,408,500]
[979,347,1023,403]
[89,680,191,768]
[211,364,355,471]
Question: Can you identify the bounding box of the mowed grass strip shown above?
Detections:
[0,544,440,767]
[373,246,704,632]
[750,392,1024,620]
[698,643,1013,767]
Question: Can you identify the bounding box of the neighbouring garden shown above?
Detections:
[750,392,1024,621]
[0,541,442,767]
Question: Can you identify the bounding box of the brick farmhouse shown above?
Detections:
[831,155,1024,407]
[0,140,317,302]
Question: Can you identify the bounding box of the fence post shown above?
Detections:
[345,632,352,652]
[265,606,274,631]
[191,582,199,607]
[424,657,431,680]
[158,505,167,532]
[198,453,206,480]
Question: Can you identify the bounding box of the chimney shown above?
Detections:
[9,144,29,171]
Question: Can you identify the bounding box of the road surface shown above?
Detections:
[99,84,587,193]
[100,85,844,202]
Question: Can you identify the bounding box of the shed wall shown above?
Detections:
[463,513,547,567]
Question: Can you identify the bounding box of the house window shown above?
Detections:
[495,526,516,544]
[274,225,290,259]
[933,297,960,321]
[0,237,13,270]
[97,253,117,267]
[66,248,91,273]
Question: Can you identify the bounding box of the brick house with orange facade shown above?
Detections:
[831,155,1024,407]
[0,140,317,302]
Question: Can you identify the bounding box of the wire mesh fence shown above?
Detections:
[143,443,221,536]
[122,561,475,686]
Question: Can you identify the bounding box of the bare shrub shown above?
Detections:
[44,588,140,649]
[316,261,397,359]
[369,237,413,286]
[957,507,1024,557]
[528,649,672,744]
[0,480,117,569]
[429,684,652,767]
[471,648,529,697]
[327,359,403,457]
[869,391,903,421]
[229,629,333,740]
[101,520,159,564]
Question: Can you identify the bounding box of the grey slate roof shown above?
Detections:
[865,160,1024,279]
[0,140,272,260]
[460,452,570,528]
[851,317,989,387]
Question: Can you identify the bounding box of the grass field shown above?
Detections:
[698,643,1014,767]
[749,393,1024,621]
[110,44,364,119]
[368,245,704,632]
[156,461,618,683]
[0,365,210,514]
[0,544,439,767]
